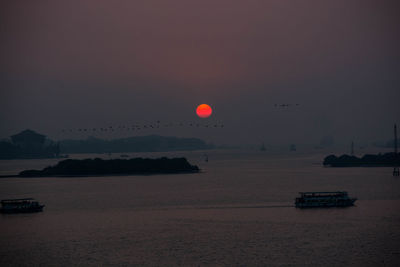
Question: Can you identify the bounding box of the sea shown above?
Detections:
[0,149,399,266]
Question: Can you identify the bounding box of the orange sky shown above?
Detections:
[0,0,399,144]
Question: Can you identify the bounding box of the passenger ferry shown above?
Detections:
[1,198,45,213]
[295,191,356,208]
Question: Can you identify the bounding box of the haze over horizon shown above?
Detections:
[1,0,399,146]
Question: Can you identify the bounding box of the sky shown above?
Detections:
[1,0,399,146]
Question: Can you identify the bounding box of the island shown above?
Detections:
[18,157,200,177]
[323,152,400,167]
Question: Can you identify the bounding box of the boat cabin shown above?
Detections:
[299,191,349,198]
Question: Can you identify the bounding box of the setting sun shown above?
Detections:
[196,104,212,118]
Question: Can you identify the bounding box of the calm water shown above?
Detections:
[0,150,399,266]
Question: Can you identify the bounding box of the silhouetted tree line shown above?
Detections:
[19,157,200,177]
[323,152,400,167]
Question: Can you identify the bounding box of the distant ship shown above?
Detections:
[1,198,45,213]
[260,143,266,151]
[295,191,356,208]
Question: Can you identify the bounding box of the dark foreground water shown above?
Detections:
[1,150,399,266]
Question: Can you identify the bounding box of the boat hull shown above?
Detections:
[1,205,44,214]
[295,199,356,208]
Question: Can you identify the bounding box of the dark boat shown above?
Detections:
[295,191,356,208]
[1,198,45,213]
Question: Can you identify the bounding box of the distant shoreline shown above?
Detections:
[0,175,19,178]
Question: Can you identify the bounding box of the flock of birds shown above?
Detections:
[274,103,300,108]
[60,104,299,134]
[60,121,225,134]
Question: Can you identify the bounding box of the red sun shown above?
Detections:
[196,104,212,118]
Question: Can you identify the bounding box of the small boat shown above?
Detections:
[295,191,356,208]
[1,198,45,213]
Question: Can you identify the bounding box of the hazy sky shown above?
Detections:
[1,0,399,145]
